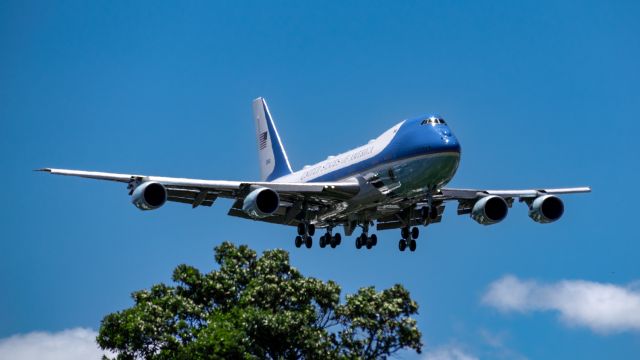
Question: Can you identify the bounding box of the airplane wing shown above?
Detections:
[37,168,360,225]
[438,187,592,200]
[374,186,591,231]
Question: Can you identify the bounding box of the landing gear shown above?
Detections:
[355,228,378,250]
[355,234,364,249]
[401,227,410,240]
[316,229,342,249]
[295,222,315,249]
[399,239,407,251]
[398,226,419,252]
[319,234,328,248]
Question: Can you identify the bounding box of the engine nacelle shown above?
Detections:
[131,182,167,210]
[529,195,564,223]
[471,195,509,225]
[242,187,280,218]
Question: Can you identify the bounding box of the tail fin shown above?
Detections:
[252,97,293,181]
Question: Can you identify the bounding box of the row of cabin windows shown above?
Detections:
[420,117,446,125]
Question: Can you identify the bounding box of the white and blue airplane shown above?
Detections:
[39,98,590,252]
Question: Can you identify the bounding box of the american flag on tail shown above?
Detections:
[259,131,268,150]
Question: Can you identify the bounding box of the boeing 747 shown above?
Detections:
[39,98,590,252]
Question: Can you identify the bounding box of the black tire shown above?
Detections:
[319,235,327,248]
[401,227,410,239]
[297,223,306,236]
[330,236,337,248]
[295,236,302,248]
[335,233,342,245]
[370,234,378,246]
[399,239,407,251]
[411,227,419,240]
[409,239,417,252]
[308,224,316,236]
[305,236,313,249]
[355,236,362,249]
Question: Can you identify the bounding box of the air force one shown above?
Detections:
[39,98,590,252]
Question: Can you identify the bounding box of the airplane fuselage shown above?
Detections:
[276,116,461,202]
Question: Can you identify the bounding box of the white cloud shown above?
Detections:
[0,328,113,360]
[422,345,478,360]
[483,275,640,333]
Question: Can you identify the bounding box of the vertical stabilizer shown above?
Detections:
[253,97,293,181]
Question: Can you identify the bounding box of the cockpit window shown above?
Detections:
[421,116,446,125]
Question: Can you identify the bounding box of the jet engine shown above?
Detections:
[528,195,564,223]
[242,187,280,218]
[131,182,167,210]
[471,195,508,225]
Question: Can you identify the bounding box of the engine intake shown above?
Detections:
[242,187,280,218]
[529,195,564,223]
[471,195,508,225]
[131,182,167,210]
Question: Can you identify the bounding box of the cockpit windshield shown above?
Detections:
[420,116,446,125]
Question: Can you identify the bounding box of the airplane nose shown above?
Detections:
[442,135,461,153]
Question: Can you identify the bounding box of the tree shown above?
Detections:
[97,242,422,359]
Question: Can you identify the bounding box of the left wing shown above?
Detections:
[374,186,591,230]
[37,168,360,225]
[439,187,592,200]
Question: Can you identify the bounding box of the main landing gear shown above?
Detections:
[398,226,419,252]
[295,222,315,249]
[319,231,342,249]
[354,223,378,250]
[295,223,342,249]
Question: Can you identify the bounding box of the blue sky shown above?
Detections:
[1,1,639,358]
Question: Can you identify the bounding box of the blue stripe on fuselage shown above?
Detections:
[298,117,461,182]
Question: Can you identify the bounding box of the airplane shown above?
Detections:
[38,97,590,252]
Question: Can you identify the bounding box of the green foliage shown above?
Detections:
[97,242,422,359]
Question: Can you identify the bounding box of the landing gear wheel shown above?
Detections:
[297,223,306,236]
[308,224,316,236]
[330,235,337,248]
[295,235,302,248]
[305,236,313,249]
[399,239,407,251]
[334,233,342,246]
[355,236,363,249]
[401,227,410,239]
[366,236,373,249]
[411,227,419,240]
[409,239,417,252]
[370,234,378,246]
[319,234,327,248]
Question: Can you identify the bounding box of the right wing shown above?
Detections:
[37,168,360,225]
